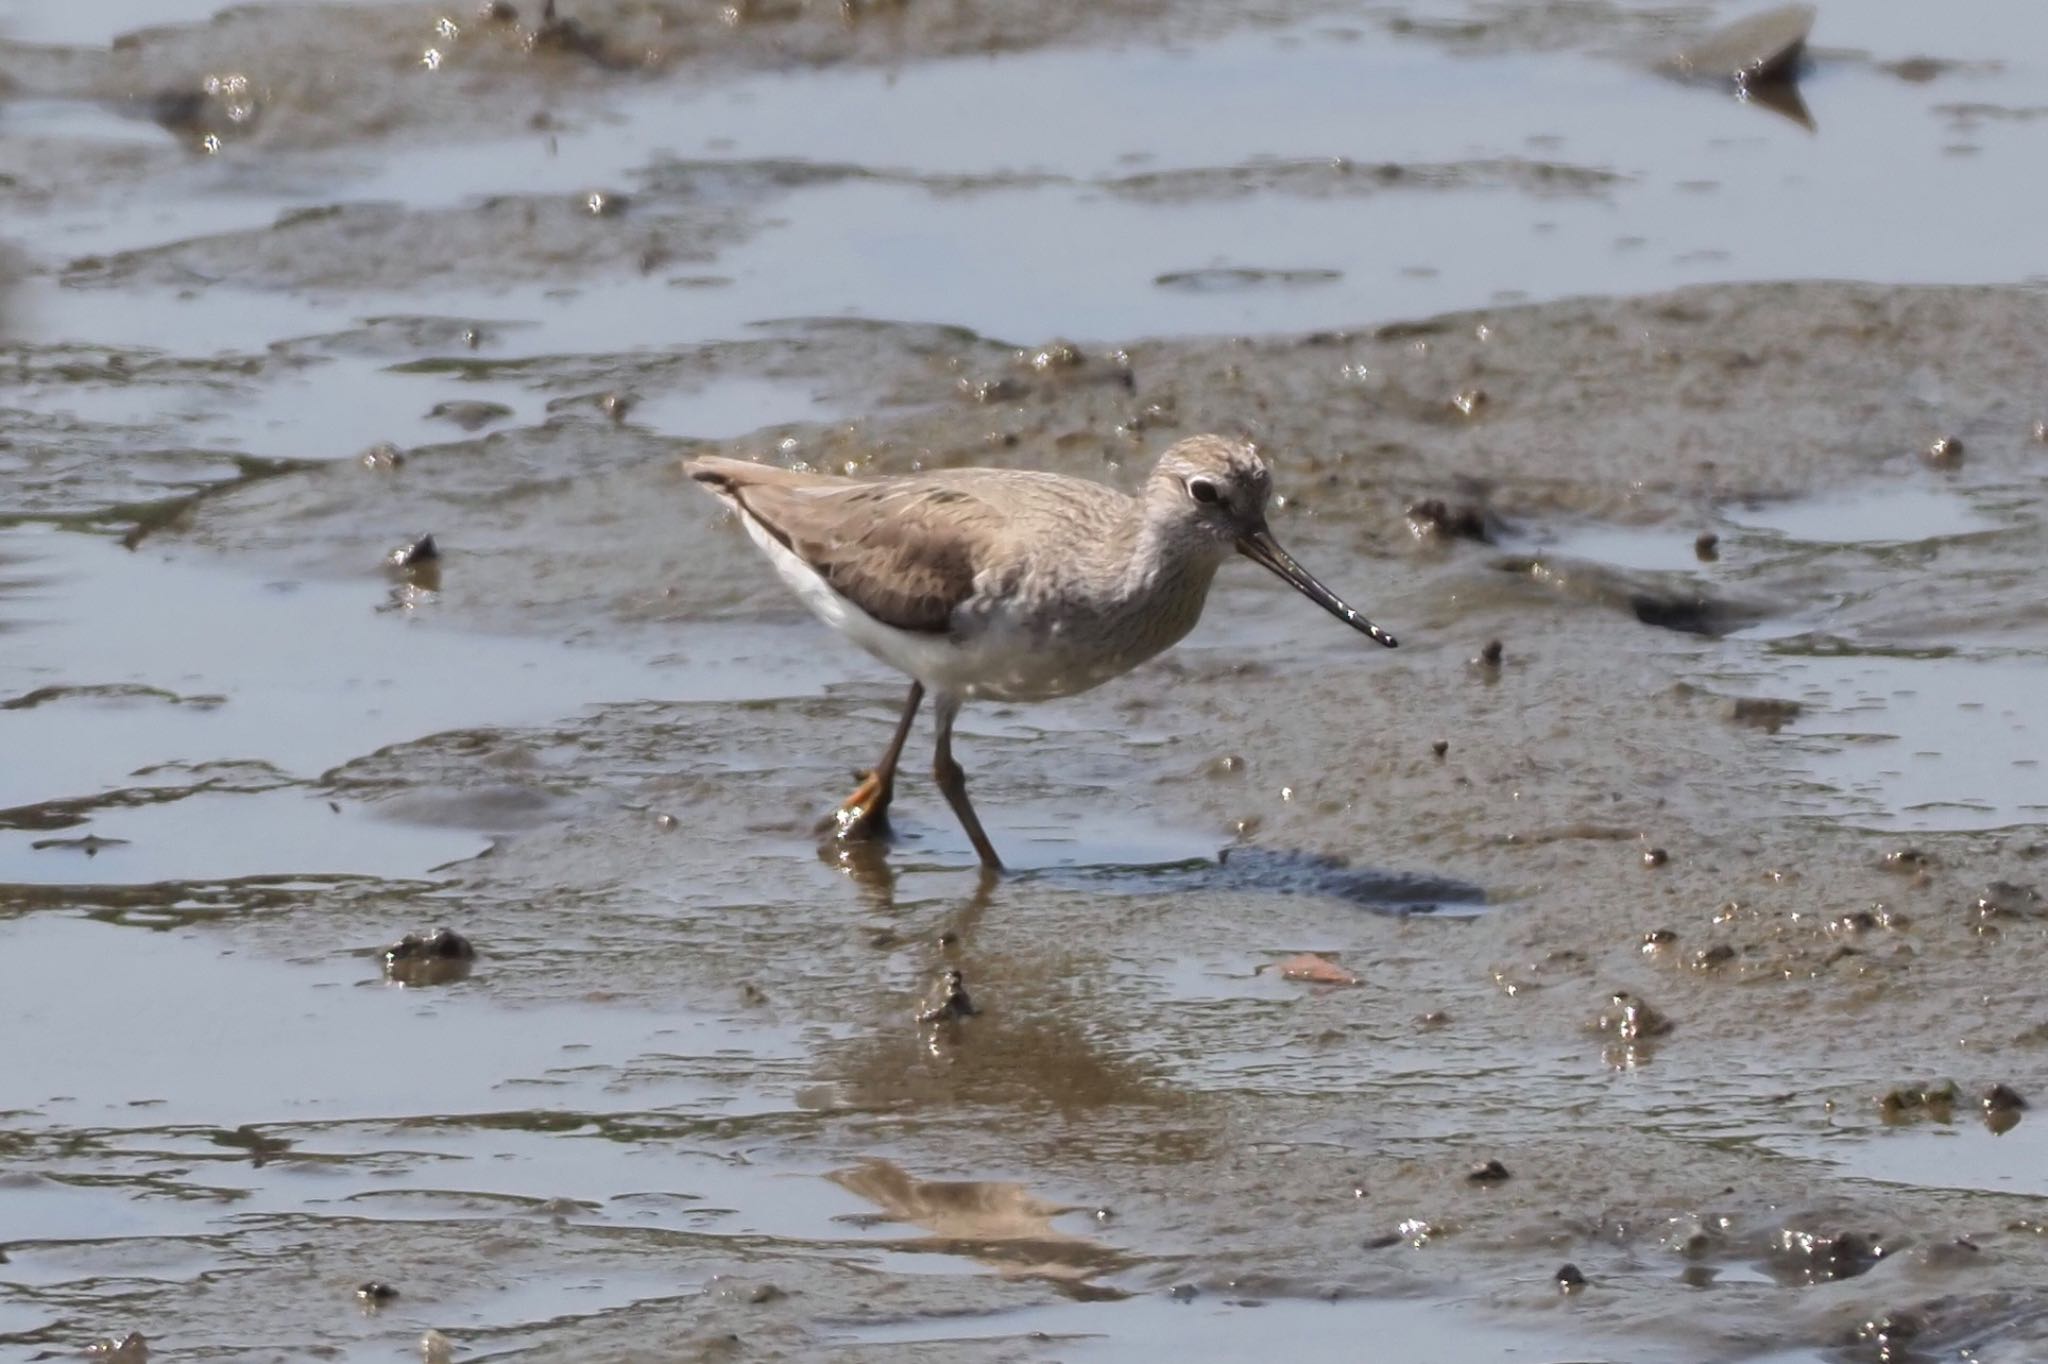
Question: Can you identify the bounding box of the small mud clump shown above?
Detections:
[1983,1083,2028,1114]
[1983,1084,2027,1133]
[1826,907,1898,936]
[1467,1158,1511,1184]
[357,1282,399,1309]
[526,0,646,69]
[383,928,478,986]
[1922,435,1965,467]
[1597,990,1672,1040]
[957,375,1030,405]
[1555,1263,1587,1293]
[86,1336,150,1364]
[1849,1312,1924,1356]
[386,534,440,568]
[1726,697,1801,733]
[1024,339,1086,371]
[1973,882,2044,922]
[918,967,977,1024]
[1694,530,1720,561]
[1405,498,1494,543]
[1877,1080,1958,1123]
[1471,639,1504,669]
[427,400,514,431]
[1881,847,1933,874]
[1771,1224,1886,1284]
[1276,952,1359,986]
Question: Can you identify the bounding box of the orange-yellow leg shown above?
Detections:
[826,681,924,843]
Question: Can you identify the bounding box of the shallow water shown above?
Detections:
[6,0,2048,1360]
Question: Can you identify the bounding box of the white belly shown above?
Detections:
[741,512,1134,702]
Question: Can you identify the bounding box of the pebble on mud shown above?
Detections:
[359,442,404,471]
[917,968,977,1024]
[1555,1263,1587,1293]
[1725,697,1800,733]
[1471,639,1504,669]
[1922,435,1964,467]
[85,1335,149,1363]
[1449,387,1488,417]
[1640,928,1678,954]
[1026,340,1086,371]
[1690,943,1736,971]
[1415,1009,1451,1028]
[1395,1217,1437,1246]
[1597,990,1672,1040]
[1694,531,1720,562]
[383,928,477,986]
[1878,1080,1958,1122]
[1982,1085,2027,1133]
[1430,739,1449,758]
[426,400,514,431]
[1973,882,2044,921]
[526,0,635,67]
[357,1282,399,1308]
[1641,846,1668,869]
[957,375,1030,405]
[387,534,440,567]
[421,1329,455,1364]
[1405,498,1493,543]
[1852,1311,1923,1351]
[1775,1226,1885,1283]
[1466,1158,1511,1184]
[1984,1083,2028,1114]
[1277,952,1359,986]
[2033,419,2048,443]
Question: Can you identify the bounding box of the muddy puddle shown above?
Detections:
[7,0,2048,1360]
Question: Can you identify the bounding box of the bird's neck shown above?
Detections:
[1120,510,1226,603]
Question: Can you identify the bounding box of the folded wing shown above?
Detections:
[688,458,1004,635]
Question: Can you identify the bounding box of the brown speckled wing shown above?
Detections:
[729,480,997,635]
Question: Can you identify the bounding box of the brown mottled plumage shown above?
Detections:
[686,435,1396,870]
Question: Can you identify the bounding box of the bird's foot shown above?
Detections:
[822,769,893,841]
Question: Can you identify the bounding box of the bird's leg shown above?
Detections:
[828,681,924,842]
[932,695,1005,871]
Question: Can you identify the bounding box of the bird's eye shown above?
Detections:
[1187,478,1221,505]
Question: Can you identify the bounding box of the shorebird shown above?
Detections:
[686,434,1397,870]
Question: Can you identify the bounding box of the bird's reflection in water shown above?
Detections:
[828,1156,1133,1297]
[813,836,1204,1144]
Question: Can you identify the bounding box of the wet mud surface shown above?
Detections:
[5,1,2048,1360]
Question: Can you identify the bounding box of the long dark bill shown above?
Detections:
[1237,529,1398,648]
